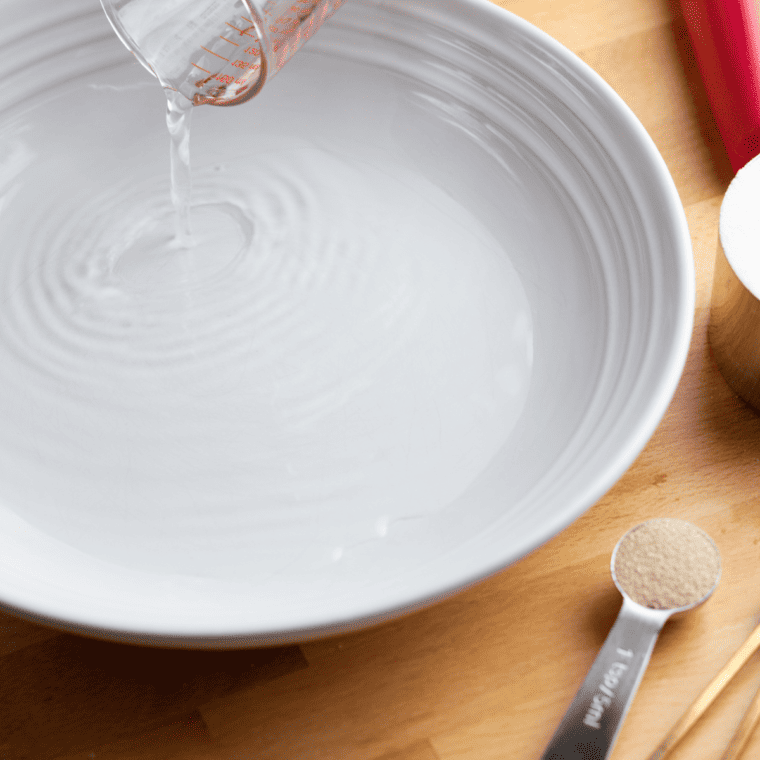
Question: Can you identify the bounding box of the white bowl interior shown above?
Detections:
[0,0,693,644]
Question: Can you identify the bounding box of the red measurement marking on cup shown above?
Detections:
[236,18,260,38]
[192,63,212,73]
[200,46,230,62]
[219,36,240,46]
[225,21,255,37]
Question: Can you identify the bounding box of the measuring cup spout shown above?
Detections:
[99,0,345,106]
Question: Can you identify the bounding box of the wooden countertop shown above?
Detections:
[3,1,759,758]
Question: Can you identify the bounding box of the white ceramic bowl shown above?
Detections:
[0,0,693,646]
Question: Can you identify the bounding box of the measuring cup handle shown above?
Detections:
[539,598,668,760]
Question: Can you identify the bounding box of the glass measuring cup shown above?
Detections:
[100,0,345,106]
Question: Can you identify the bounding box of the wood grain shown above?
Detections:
[4,0,760,758]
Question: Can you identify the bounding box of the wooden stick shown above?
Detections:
[647,623,760,760]
[720,685,760,760]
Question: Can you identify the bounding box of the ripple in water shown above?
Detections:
[0,64,533,578]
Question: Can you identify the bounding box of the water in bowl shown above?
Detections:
[0,36,534,579]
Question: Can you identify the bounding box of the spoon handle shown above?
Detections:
[540,599,668,760]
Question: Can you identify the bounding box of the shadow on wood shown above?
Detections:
[0,635,308,760]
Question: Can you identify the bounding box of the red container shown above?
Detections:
[679,0,760,172]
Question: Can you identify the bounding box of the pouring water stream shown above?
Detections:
[166,91,195,247]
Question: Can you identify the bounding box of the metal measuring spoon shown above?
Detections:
[540,519,721,760]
